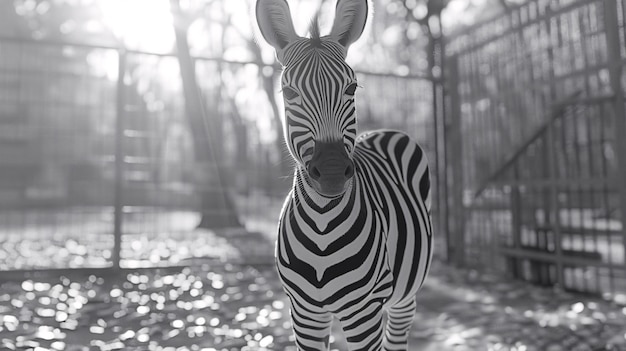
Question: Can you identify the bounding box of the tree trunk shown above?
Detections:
[170,0,240,228]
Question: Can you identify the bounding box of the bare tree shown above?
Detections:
[170,0,241,228]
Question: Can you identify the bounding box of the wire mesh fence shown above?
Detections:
[0,36,437,272]
[445,0,626,295]
[467,96,625,295]
[0,39,118,270]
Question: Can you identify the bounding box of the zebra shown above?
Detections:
[256,0,433,350]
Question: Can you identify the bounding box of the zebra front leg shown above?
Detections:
[337,300,385,351]
[288,297,333,351]
[383,298,417,351]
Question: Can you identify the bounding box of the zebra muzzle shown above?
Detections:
[307,141,354,197]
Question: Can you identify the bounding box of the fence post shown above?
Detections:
[434,82,449,262]
[432,76,443,261]
[446,55,466,266]
[433,78,449,262]
[112,50,126,270]
[603,0,626,262]
[510,165,522,278]
[546,117,564,287]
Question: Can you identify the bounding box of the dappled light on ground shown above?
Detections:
[415,264,626,351]
[1,225,626,351]
[0,263,293,350]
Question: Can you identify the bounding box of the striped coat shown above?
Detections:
[256,0,434,349]
[277,130,432,350]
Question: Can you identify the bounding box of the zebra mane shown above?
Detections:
[308,11,322,47]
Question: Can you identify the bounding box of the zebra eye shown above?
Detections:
[301,147,314,161]
[282,87,300,101]
[344,83,358,96]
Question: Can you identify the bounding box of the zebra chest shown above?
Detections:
[277,202,391,303]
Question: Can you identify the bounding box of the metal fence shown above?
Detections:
[445,0,626,295]
[0,37,437,272]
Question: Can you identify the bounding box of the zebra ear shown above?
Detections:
[256,0,300,63]
[329,0,368,54]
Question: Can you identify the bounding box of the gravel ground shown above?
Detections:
[1,211,626,350]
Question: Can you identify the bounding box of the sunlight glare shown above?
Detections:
[99,0,174,53]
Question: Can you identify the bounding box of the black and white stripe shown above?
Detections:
[256,1,433,349]
[277,129,432,351]
[282,39,359,165]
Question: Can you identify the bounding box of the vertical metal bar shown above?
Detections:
[447,55,466,266]
[563,97,576,283]
[603,0,626,275]
[511,164,523,278]
[599,102,616,294]
[435,74,449,262]
[432,71,443,261]
[546,118,565,288]
[584,103,599,293]
[113,50,126,270]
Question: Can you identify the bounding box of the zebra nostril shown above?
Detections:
[345,164,354,178]
[309,165,321,180]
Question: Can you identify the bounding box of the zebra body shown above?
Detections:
[278,130,432,350]
[256,0,433,349]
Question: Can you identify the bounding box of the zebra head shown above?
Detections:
[257,0,368,197]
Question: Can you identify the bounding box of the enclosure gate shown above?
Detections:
[445,0,626,295]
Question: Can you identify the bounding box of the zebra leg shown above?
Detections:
[337,300,385,351]
[289,298,333,351]
[383,298,417,351]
